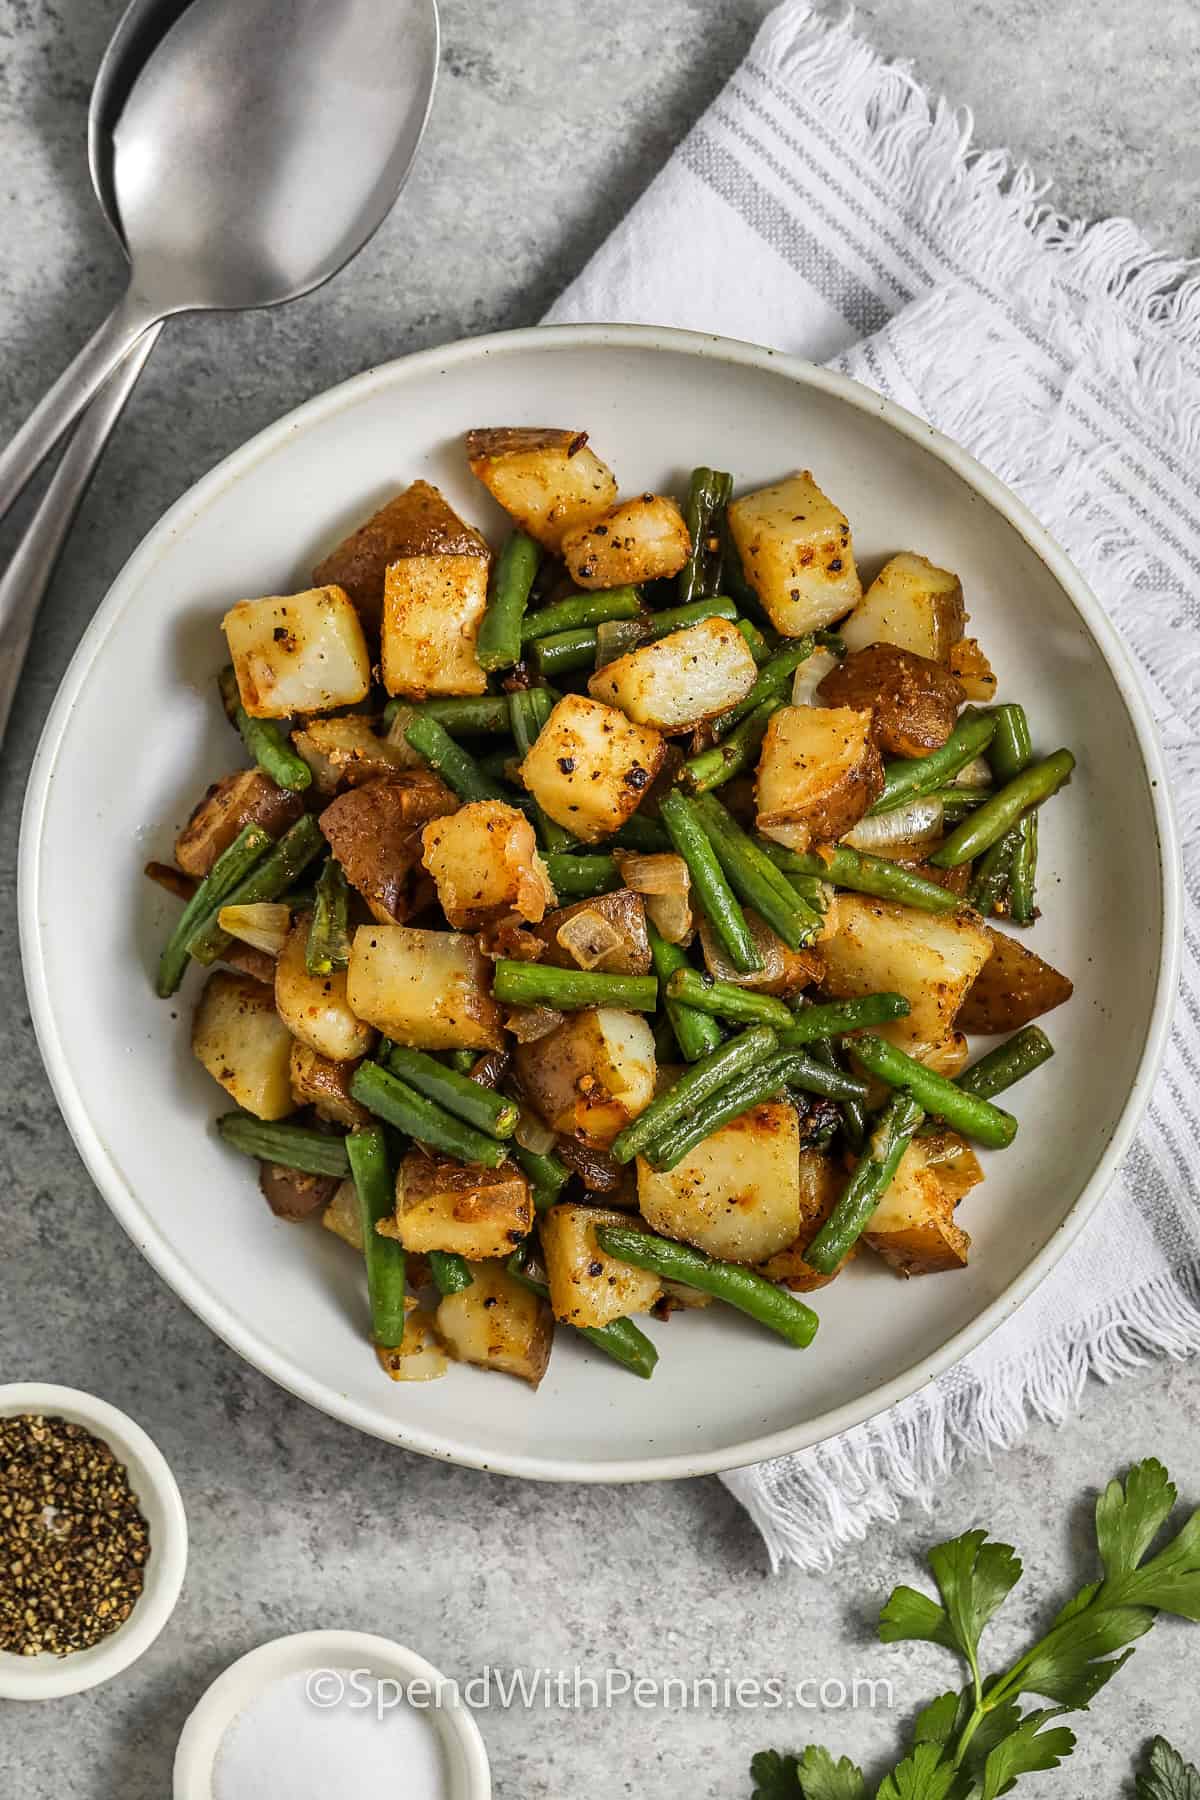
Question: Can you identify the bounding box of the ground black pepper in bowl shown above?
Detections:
[0,1413,150,1657]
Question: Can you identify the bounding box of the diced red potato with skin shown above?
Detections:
[420,800,555,929]
[289,1043,371,1127]
[222,585,371,718]
[561,494,692,590]
[839,552,966,664]
[362,481,492,699]
[311,488,480,635]
[957,929,1074,1034]
[275,915,376,1063]
[756,1147,850,1291]
[466,427,618,553]
[817,893,993,1060]
[587,618,758,731]
[346,924,505,1051]
[540,1203,663,1328]
[635,1101,801,1263]
[514,1006,656,1147]
[192,971,296,1120]
[320,775,457,923]
[755,705,883,853]
[862,1132,982,1276]
[291,715,417,797]
[519,694,666,844]
[531,889,652,976]
[174,768,303,879]
[817,644,965,758]
[435,1259,553,1387]
[380,1150,533,1259]
[259,1164,340,1221]
[726,471,862,635]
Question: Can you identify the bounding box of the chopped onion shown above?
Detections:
[950,755,993,789]
[515,1106,558,1153]
[594,618,650,669]
[790,647,841,706]
[842,796,944,853]
[505,1004,564,1044]
[217,901,292,956]
[613,850,693,944]
[556,909,625,970]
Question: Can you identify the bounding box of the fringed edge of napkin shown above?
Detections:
[725,1264,1200,1573]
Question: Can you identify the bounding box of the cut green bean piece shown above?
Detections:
[1009,810,1039,924]
[445,1049,479,1075]
[404,713,509,804]
[513,1143,571,1213]
[956,1025,1054,1099]
[543,852,621,899]
[931,750,1075,868]
[506,1244,658,1377]
[968,829,1018,916]
[491,959,658,1014]
[642,1051,861,1169]
[759,841,959,915]
[987,703,1032,784]
[508,687,576,852]
[385,1044,518,1137]
[156,822,274,997]
[429,1250,474,1296]
[691,793,822,949]
[735,618,772,664]
[216,1112,350,1177]
[659,790,761,973]
[847,1033,1018,1149]
[683,695,784,794]
[530,627,600,678]
[188,815,325,966]
[646,921,724,1063]
[521,586,643,643]
[350,1062,508,1167]
[647,596,738,637]
[346,1127,407,1348]
[778,993,910,1045]
[610,815,671,853]
[611,1025,777,1163]
[382,694,514,734]
[810,1039,866,1151]
[711,639,815,738]
[805,1092,925,1274]
[664,969,793,1029]
[306,858,351,976]
[679,467,733,603]
[477,531,542,671]
[871,711,998,815]
[218,665,312,792]
[596,1226,819,1349]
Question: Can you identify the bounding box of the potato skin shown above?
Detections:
[311,483,484,635]
[532,889,652,976]
[175,768,303,879]
[259,1163,339,1220]
[862,1136,978,1276]
[755,704,883,852]
[290,1042,371,1126]
[817,643,965,758]
[291,716,415,797]
[957,928,1073,1033]
[840,552,965,663]
[387,1150,533,1258]
[320,775,456,922]
[466,427,618,553]
[818,893,993,1058]
[514,1006,656,1146]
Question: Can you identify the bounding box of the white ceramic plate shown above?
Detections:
[19,325,1180,1481]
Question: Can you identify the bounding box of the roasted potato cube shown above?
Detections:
[588,617,757,730]
[819,894,992,1058]
[541,1203,663,1327]
[957,928,1073,1033]
[193,971,296,1120]
[320,774,456,923]
[375,481,490,699]
[697,909,821,996]
[756,704,883,851]
[533,889,652,975]
[420,800,554,928]
[636,1101,800,1263]
[562,493,691,590]
[322,1177,364,1249]
[514,1006,656,1146]
[817,644,965,758]
[175,768,303,879]
[275,915,376,1063]
[290,1044,370,1126]
[312,487,484,634]
[862,1135,979,1275]
[347,924,505,1050]
[947,636,997,700]
[259,1164,339,1221]
[726,471,861,634]
[222,585,371,718]
[386,1150,533,1258]
[840,552,965,662]
[519,694,666,844]
[757,1147,848,1290]
[376,1307,449,1382]
[436,1258,553,1387]
[291,716,415,797]
[466,427,617,553]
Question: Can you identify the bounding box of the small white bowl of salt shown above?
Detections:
[173,1629,491,1800]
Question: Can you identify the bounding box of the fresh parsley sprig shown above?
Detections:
[752,1460,1200,1800]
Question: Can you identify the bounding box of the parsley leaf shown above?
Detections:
[879,1585,957,1650]
[1009,1603,1152,1706]
[795,1745,867,1800]
[1136,1736,1200,1800]
[1096,1459,1178,1581]
[875,1742,957,1800]
[928,1532,1023,1666]
[750,1750,800,1799]
[912,1692,964,1747]
[978,1709,1075,1799]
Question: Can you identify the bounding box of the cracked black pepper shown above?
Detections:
[0,1413,150,1657]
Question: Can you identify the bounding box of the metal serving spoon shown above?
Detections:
[0,0,440,527]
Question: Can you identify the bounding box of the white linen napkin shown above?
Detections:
[547,1,1200,1570]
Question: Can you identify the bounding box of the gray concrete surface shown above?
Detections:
[2,1,1199,1792]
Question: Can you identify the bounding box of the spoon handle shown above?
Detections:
[0,327,160,746]
[0,285,162,524]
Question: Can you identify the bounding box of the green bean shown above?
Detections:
[642,1051,862,1168]
[594,618,651,668]
[683,695,785,794]
[646,921,724,1063]
[718,513,770,626]
[385,1044,519,1137]
[491,959,658,1014]
[777,993,910,1045]
[188,815,325,966]
[505,1244,658,1377]
[611,1025,777,1163]
[476,531,542,670]
[522,586,643,643]
[711,639,816,737]
[155,822,273,996]
[595,1226,819,1349]
[404,713,509,804]
[610,815,671,853]
[809,1039,866,1150]
[691,793,822,949]
[543,852,621,899]
[658,791,761,974]
[956,1025,1054,1099]
[735,618,772,664]
[346,1127,407,1347]
[382,694,514,734]
[350,1062,508,1167]
[930,750,1074,868]
[934,788,993,821]
[508,687,576,853]
[216,1112,350,1177]
[1009,810,1039,924]
[987,703,1032,784]
[759,840,959,915]
[217,666,312,792]
[968,829,1018,916]
[647,596,738,636]
[305,858,351,975]
[663,970,794,1029]
[805,1093,924,1273]
[871,711,998,814]
[678,467,733,603]
[530,627,599,678]
[445,1049,478,1075]
[513,1143,571,1213]
[429,1250,474,1296]
[980,702,1036,915]
[847,1033,1018,1149]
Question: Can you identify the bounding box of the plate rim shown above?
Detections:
[18,321,1183,1482]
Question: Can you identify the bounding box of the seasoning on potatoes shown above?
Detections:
[817,642,965,757]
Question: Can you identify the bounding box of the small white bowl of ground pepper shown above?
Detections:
[0,1383,187,1700]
